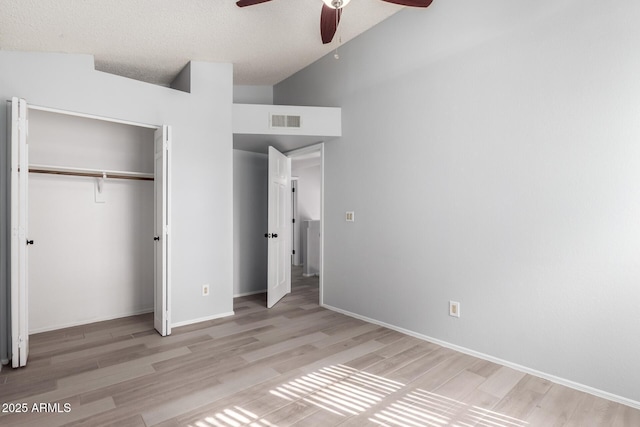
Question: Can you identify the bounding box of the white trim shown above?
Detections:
[28,104,158,129]
[171,311,235,328]
[321,303,640,411]
[286,143,325,306]
[234,290,266,298]
[165,125,172,336]
[29,308,154,334]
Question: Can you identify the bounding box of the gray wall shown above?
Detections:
[233,150,268,296]
[233,85,273,105]
[274,0,640,404]
[0,52,234,339]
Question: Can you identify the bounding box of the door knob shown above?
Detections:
[26,239,34,245]
[153,236,160,241]
[264,233,270,238]
[272,233,278,238]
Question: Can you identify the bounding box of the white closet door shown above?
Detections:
[153,125,171,336]
[10,97,29,367]
[267,147,291,308]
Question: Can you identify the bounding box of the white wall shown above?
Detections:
[233,104,341,137]
[27,109,154,332]
[1,51,234,329]
[275,0,640,406]
[293,162,321,221]
[233,150,268,296]
[292,162,321,267]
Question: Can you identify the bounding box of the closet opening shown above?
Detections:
[28,107,157,333]
[9,99,171,370]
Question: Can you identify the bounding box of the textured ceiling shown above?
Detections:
[0,0,404,86]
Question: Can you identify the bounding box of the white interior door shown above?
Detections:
[10,97,29,367]
[267,146,292,308]
[154,125,171,336]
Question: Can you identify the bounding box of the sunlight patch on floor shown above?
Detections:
[269,364,404,417]
[191,406,274,427]
[191,364,529,427]
[369,389,529,427]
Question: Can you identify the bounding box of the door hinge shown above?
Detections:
[292,187,295,192]
[292,218,295,223]
[292,250,296,255]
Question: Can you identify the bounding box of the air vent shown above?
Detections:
[270,114,302,129]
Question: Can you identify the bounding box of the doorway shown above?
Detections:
[286,144,324,305]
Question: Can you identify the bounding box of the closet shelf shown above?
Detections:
[28,164,154,181]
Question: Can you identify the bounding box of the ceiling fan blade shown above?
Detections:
[236,0,273,7]
[380,0,433,7]
[320,4,342,44]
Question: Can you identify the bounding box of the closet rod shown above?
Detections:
[27,164,154,181]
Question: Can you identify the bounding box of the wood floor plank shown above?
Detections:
[408,352,479,393]
[434,368,487,402]
[296,341,387,376]
[2,268,639,426]
[525,383,587,427]
[564,393,621,427]
[50,337,159,365]
[257,400,322,426]
[313,323,381,349]
[613,403,640,427]
[491,374,552,421]
[477,365,528,399]
[242,331,328,363]
[375,336,433,358]
[380,346,456,383]
[160,369,309,426]
[141,367,280,426]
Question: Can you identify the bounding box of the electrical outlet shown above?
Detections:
[449,301,460,318]
[346,211,355,222]
[202,284,210,297]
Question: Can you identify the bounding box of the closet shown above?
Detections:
[9,98,171,368]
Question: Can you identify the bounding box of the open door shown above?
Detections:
[267,147,292,308]
[153,125,171,336]
[10,97,29,367]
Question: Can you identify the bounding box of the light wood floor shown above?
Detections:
[2,270,639,426]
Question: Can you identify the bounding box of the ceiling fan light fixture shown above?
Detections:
[322,0,351,9]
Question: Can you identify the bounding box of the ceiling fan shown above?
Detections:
[236,0,434,44]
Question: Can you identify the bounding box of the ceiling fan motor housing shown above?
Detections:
[323,0,351,9]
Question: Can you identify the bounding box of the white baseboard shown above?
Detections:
[321,303,640,410]
[171,311,235,328]
[233,290,266,298]
[29,308,154,334]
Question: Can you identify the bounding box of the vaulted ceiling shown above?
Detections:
[0,0,406,86]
